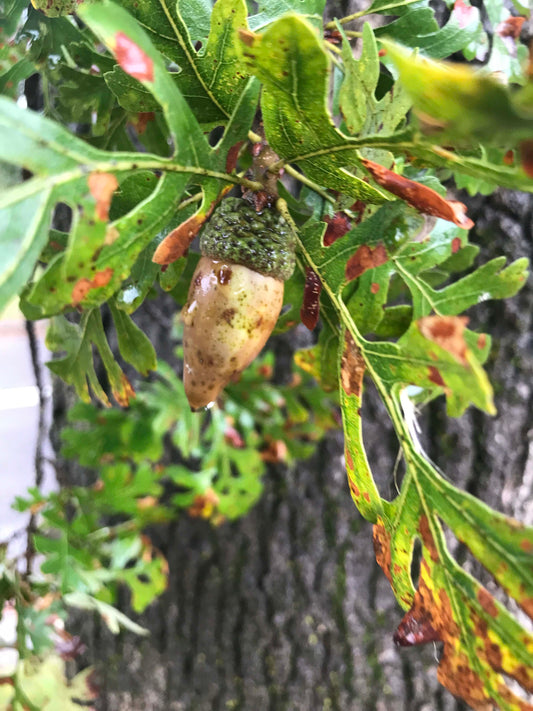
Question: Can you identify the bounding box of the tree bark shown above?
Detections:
[52,190,533,711]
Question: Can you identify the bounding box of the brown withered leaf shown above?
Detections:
[188,488,220,519]
[497,16,526,39]
[113,372,135,407]
[378,515,533,711]
[88,172,118,222]
[114,32,154,82]
[323,212,352,246]
[345,243,388,282]
[418,315,468,365]
[152,213,207,265]
[300,266,322,330]
[360,158,474,229]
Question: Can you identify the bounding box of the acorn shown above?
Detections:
[182,198,295,410]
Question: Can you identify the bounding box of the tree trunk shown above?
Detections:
[53,189,533,711]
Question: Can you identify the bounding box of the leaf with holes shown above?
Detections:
[115,0,250,125]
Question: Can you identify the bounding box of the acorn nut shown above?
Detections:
[182,198,295,410]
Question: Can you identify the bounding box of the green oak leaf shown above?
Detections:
[241,14,389,203]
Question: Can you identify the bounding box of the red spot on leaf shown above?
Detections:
[345,243,388,282]
[323,213,352,246]
[503,149,515,166]
[363,492,371,502]
[88,172,118,222]
[373,520,394,586]
[520,140,533,178]
[349,480,360,498]
[452,0,476,29]
[360,159,474,229]
[238,28,256,47]
[115,32,154,82]
[71,267,113,305]
[419,514,439,562]
[520,539,533,553]
[477,588,499,617]
[378,48,387,57]
[340,330,366,397]
[370,282,380,294]
[188,488,220,519]
[497,15,525,39]
[418,315,469,366]
[428,365,446,388]
[261,439,288,463]
[300,267,322,331]
[477,333,487,350]
[131,111,155,135]
[345,447,354,470]
[451,237,461,253]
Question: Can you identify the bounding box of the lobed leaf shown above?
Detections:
[241,15,388,203]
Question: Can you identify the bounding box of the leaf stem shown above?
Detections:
[281,164,336,204]
[324,10,368,28]
[325,40,342,55]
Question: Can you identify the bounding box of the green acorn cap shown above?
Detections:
[199,198,295,281]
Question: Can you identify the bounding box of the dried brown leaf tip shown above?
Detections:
[88,172,118,222]
[152,213,207,265]
[323,213,352,246]
[114,32,154,82]
[360,158,474,229]
[345,243,388,282]
[300,267,322,331]
[418,315,469,365]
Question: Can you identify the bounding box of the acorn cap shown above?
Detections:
[199,198,295,281]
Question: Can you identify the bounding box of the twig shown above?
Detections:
[24,320,49,576]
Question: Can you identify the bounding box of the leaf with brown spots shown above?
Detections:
[376,502,533,711]
[71,267,114,306]
[46,309,137,407]
[292,205,533,710]
[360,158,474,229]
[418,315,469,365]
